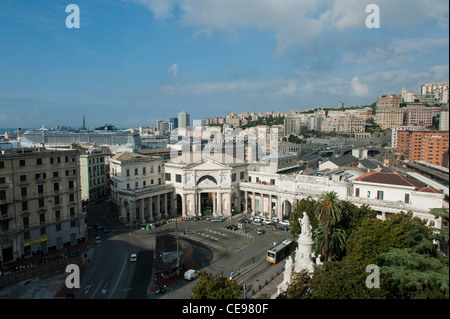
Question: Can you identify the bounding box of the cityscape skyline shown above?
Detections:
[0,1,448,128]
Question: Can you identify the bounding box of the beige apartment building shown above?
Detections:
[80,150,107,203]
[376,94,401,108]
[375,106,404,130]
[0,148,86,263]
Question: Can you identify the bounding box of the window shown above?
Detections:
[39,198,45,208]
[37,158,43,165]
[39,213,46,225]
[69,193,75,202]
[143,167,146,175]
[126,169,130,177]
[68,180,74,189]
[70,207,75,217]
[135,168,138,176]
[22,201,28,211]
[377,191,384,200]
[355,188,360,197]
[176,174,182,183]
[21,187,27,197]
[165,173,171,181]
[405,193,410,204]
[20,175,27,182]
[50,157,60,164]
[240,172,245,180]
[23,216,29,228]
[19,159,25,167]
[53,171,59,178]
[0,177,5,184]
[0,161,4,168]
[53,183,59,192]
[38,184,44,194]
[55,196,60,205]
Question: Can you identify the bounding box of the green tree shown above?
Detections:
[314,224,347,261]
[379,248,449,299]
[278,260,388,299]
[191,270,243,299]
[314,191,344,261]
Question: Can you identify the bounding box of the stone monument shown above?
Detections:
[277,255,293,295]
[294,212,315,274]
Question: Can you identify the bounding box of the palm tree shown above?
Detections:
[314,224,347,261]
[314,191,344,262]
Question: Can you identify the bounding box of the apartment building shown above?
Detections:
[376,94,401,108]
[375,106,404,130]
[396,130,449,166]
[321,115,366,134]
[421,82,449,103]
[403,103,441,127]
[79,150,107,203]
[0,148,86,263]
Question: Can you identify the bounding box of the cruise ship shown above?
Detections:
[18,123,141,149]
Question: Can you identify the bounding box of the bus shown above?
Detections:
[266,239,294,264]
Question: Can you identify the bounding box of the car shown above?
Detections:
[271,217,280,223]
[277,225,290,232]
[95,236,102,244]
[255,228,264,235]
[226,225,238,230]
[251,221,262,226]
[280,220,290,226]
[239,219,251,224]
[94,223,103,230]
[265,222,277,228]
[184,269,197,281]
[130,254,137,262]
[102,226,110,233]
[1,266,12,276]
[251,216,262,222]
[262,218,272,224]
[212,215,225,222]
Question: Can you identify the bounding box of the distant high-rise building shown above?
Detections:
[156,120,169,133]
[178,111,190,129]
[169,117,178,131]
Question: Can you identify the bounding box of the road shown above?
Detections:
[79,199,292,299]
[77,231,154,299]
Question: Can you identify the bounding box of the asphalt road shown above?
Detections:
[79,199,292,299]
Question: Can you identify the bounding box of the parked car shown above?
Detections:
[130,253,137,262]
[102,226,110,233]
[262,218,272,224]
[1,266,12,276]
[95,236,102,244]
[94,223,103,230]
[239,219,251,224]
[277,226,290,232]
[184,269,198,281]
[226,225,238,230]
[212,215,225,222]
[271,217,280,223]
[251,221,262,226]
[280,220,290,226]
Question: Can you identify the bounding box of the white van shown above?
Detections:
[184,269,197,280]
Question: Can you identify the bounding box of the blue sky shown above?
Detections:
[0,0,448,128]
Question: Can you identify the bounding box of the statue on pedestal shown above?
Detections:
[294,212,315,274]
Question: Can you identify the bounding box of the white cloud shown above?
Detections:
[350,76,370,97]
[130,0,449,54]
[168,63,179,78]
